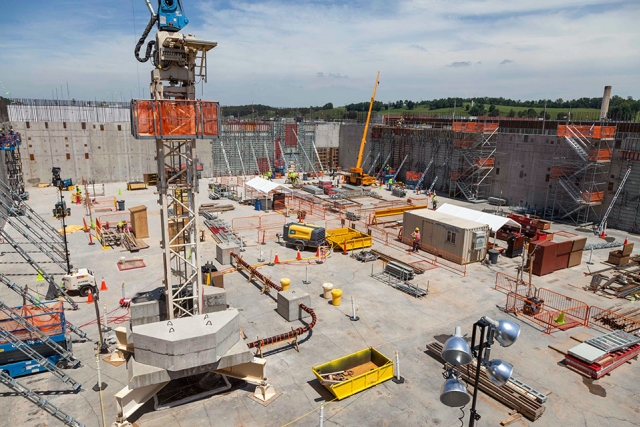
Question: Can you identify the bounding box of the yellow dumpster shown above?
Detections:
[331,289,342,306]
[326,228,372,252]
[280,278,291,291]
[312,347,394,400]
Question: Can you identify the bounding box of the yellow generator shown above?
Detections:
[282,222,326,251]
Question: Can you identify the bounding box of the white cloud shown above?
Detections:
[1,0,638,106]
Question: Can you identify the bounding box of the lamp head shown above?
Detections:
[441,326,472,366]
[439,376,471,407]
[486,359,513,386]
[483,317,521,347]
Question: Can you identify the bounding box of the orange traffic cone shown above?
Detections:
[100,277,108,291]
[88,232,95,246]
[624,236,629,245]
[600,229,606,239]
[315,247,320,258]
[296,250,302,261]
[274,253,280,264]
[87,290,94,304]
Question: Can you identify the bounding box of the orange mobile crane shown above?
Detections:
[347,71,380,186]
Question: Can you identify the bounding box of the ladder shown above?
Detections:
[596,166,632,236]
[0,275,86,339]
[414,158,435,191]
[0,229,78,310]
[0,300,80,367]
[309,132,325,175]
[0,326,82,391]
[0,370,85,427]
[391,154,409,181]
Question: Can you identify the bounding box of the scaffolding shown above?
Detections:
[544,124,616,224]
[0,132,27,205]
[212,120,320,177]
[448,122,499,203]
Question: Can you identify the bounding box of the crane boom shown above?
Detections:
[355,71,380,170]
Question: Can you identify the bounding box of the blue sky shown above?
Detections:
[1,0,639,107]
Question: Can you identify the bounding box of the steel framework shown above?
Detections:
[543,124,615,224]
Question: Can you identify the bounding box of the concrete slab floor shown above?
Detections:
[0,179,639,427]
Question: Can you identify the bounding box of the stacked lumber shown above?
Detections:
[426,341,546,422]
[122,230,140,252]
[198,203,235,215]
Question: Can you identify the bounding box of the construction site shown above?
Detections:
[1,3,640,427]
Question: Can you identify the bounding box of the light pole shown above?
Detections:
[440,317,521,426]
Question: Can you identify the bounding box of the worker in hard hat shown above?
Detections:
[432,192,438,210]
[411,227,421,252]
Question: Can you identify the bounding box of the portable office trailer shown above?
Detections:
[402,209,489,264]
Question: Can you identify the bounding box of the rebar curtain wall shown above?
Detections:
[369,125,455,193]
[213,120,319,176]
[6,98,130,123]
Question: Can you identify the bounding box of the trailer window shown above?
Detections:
[446,231,457,244]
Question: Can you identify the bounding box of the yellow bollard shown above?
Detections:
[331,289,343,306]
[280,278,291,291]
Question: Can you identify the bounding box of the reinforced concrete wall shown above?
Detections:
[338,124,367,171]
[8,121,214,185]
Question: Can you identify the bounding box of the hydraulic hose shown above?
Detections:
[134,15,157,63]
[230,253,317,350]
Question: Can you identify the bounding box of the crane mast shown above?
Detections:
[348,72,380,186]
[132,0,219,318]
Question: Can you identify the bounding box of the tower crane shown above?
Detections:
[132,0,219,318]
[347,72,380,186]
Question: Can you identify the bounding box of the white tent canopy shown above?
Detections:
[437,203,520,232]
[245,177,291,195]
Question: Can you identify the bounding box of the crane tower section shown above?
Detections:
[131,1,220,318]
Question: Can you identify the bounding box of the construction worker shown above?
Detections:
[411,227,421,252]
[384,164,390,175]
[432,192,439,210]
[387,177,393,190]
[75,186,82,205]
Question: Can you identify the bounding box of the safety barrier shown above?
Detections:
[537,288,589,326]
[260,214,286,228]
[494,272,536,297]
[452,122,499,133]
[557,124,616,139]
[505,292,581,335]
[231,215,261,231]
[130,99,220,139]
[588,306,640,333]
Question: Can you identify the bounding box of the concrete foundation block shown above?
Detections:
[132,309,240,371]
[216,243,240,265]
[130,287,166,327]
[203,286,227,313]
[128,357,170,389]
[277,289,311,322]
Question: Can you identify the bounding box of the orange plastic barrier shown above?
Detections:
[131,99,219,139]
[0,302,64,343]
[473,157,494,168]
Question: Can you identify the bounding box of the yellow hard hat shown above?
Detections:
[415,227,419,231]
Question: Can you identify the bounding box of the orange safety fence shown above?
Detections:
[452,122,499,133]
[505,292,568,334]
[0,301,64,343]
[581,191,604,204]
[557,125,616,139]
[588,306,640,333]
[473,157,494,168]
[537,288,589,326]
[587,149,612,162]
[550,166,574,179]
[494,272,537,297]
[131,99,219,139]
[231,215,261,231]
[260,214,286,228]
[257,227,282,244]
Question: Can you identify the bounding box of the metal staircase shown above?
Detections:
[414,158,434,191]
[558,178,583,203]
[0,326,82,391]
[0,370,85,427]
[0,301,80,367]
[0,275,86,339]
[563,136,589,161]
